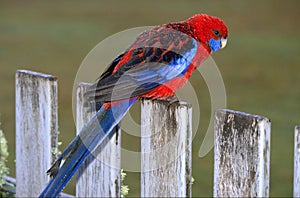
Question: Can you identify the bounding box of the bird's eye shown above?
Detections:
[213,30,220,36]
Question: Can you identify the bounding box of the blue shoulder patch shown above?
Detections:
[167,39,198,78]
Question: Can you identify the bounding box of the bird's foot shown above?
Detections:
[140,95,181,107]
[151,95,181,106]
[165,95,181,105]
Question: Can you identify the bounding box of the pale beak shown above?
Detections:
[221,38,227,49]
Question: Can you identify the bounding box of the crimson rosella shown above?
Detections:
[39,14,228,197]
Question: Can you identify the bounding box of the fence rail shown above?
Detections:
[0,69,297,197]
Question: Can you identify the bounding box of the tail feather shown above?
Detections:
[39,97,137,198]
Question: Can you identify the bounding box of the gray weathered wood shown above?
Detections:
[294,125,300,197]
[141,99,192,197]
[214,109,271,197]
[15,70,58,197]
[2,176,73,198]
[76,82,121,197]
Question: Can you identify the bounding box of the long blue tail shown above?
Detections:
[39,97,137,198]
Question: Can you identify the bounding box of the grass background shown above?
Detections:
[0,0,299,196]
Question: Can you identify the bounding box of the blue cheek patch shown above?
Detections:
[209,38,221,52]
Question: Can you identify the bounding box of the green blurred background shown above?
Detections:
[0,0,299,196]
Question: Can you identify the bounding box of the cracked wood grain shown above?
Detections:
[76,82,121,197]
[15,70,58,197]
[141,99,192,197]
[214,109,271,197]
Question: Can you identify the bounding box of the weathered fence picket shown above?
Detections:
[15,70,58,197]
[214,109,271,197]
[294,125,300,197]
[140,99,193,197]
[76,83,121,197]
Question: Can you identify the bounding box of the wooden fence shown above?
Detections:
[1,69,299,197]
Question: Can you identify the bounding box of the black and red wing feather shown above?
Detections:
[85,24,199,103]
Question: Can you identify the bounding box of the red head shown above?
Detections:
[186,14,228,52]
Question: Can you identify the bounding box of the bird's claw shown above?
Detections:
[166,95,180,104]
